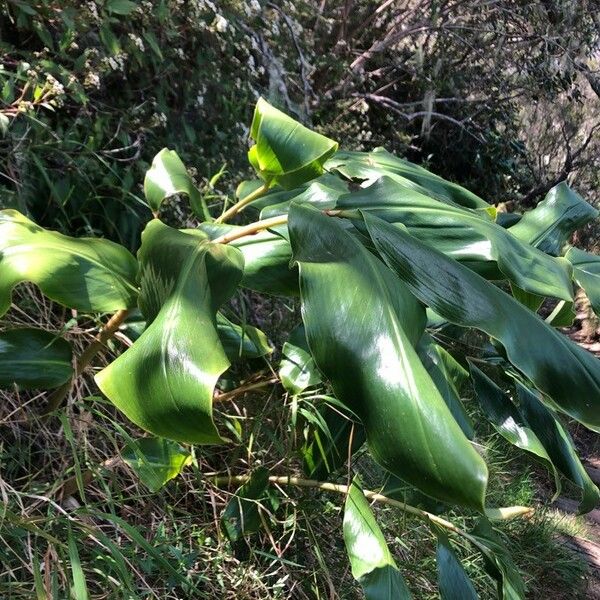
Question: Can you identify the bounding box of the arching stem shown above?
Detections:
[215,183,270,224]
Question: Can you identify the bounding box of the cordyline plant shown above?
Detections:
[2,98,600,599]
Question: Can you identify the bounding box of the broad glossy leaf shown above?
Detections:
[0,209,138,316]
[289,204,488,510]
[122,437,192,492]
[470,517,525,600]
[469,363,560,495]
[302,402,366,479]
[565,247,600,316]
[221,467,270,543]
[516,383,599,513]
[417,334,474,438]
[326,148,489,209]
[509,183,597,255]
[198,222,298,296]
[248,98,338,189]
[337,177,573,301]
[96,220,244,444]
[362,213,600,432]
[343,479,412,599]
[217,313,272,361]
[0,328,73,389]
[144,148,209,220]
[279,324,321,394]
[434,527,478,600]
[545,300,575,327]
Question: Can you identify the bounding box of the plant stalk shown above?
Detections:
[43,308,131,415]
[212,215,288,244]
[209,474,533,549]
[215,183,270,224]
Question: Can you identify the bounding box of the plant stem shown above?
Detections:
[214,376,280,403]
[215,183,270,224]
[209,474,533,549]
[43,309,131,415]
[212,215,289,244]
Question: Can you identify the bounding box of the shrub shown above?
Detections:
[2,98,599,598]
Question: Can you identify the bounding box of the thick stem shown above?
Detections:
[215,183,270,224]
[43,309,131,415]
[209,474,533,548]
[212,215,288,244]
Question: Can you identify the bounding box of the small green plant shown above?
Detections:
[1,98,599,599]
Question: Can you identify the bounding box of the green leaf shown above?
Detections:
[326,148,490,209]
[67,529,89,600]
[302,402,366,479]
[217,313,272,361]
[516,383,599,513]
[565,247,600,316]
[468,363,560,496]
[95,220,244,444]
[0,210,138,316]
[343,479,412,599]
[336,176,573,301]
[470,518,525,600]
[221,467,270,543]
[0,328,73,390]
[248,98,338,189]
[289,203,488,510]
[434,526,478,600]
[509,183,597,256]
[545,300,575,327]
[198,222,298,296]
[417,334,474,439]
[122,437,192,492]
[106,0,138,15]
[279,324,321,394]
[361,212,600,432]
[144,149,210,220]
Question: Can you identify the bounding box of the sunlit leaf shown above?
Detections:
[509,183,597,256]
[96,219,243,444]
[144,148,210,220]
[362,213,600,432]
[0,328,73,390]
[248,98,338,189]
[289,203,488,510]
[343,478,413,599]
[565,246,600,316]
[0,209,138,316]
[279,324,321,394]
[336,176,573,301]
[217,313,272,361]
[122,437,192,492]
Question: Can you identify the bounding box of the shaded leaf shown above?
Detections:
[434,526,478,600]
[417,334,474,438]
[509,183,597,256]
[289,203,488,510]
[248,98,338,189]
[279,324,321,394]
[470,518,525,600]
[516,383,599,513]
[96,220,243,444]
[337,176,573,301]
[122,437,192,492]
[302,402,366,479]
[326,148,490,209]
[469,363,560,496]
[217,313,272,361]
[0,209,138,316]
[343,479,412,599]
[362,213,600,432]
[198,222,298,296]
[106,0,137,15]
[221,467,270,543]
[565,247,600,316]
[144,148,210,220]
[0,328,73,390]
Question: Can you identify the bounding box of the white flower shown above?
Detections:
[214,14,228,33]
